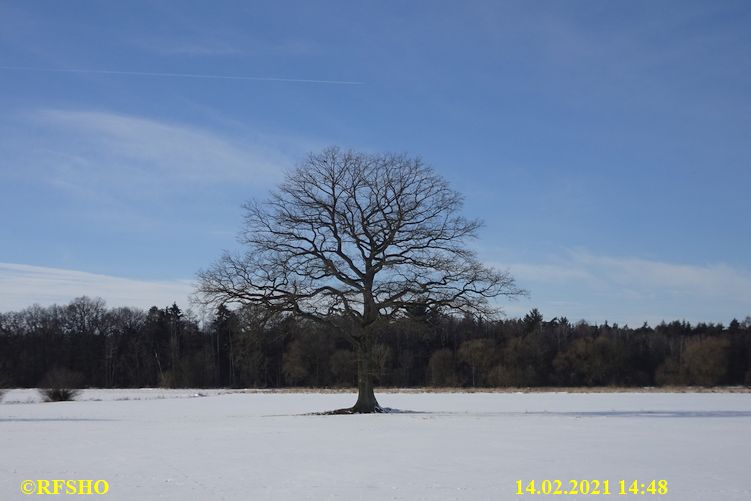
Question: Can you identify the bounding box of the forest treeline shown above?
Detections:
[1,296,750,390]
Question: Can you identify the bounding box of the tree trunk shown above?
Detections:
[350,339,383,413]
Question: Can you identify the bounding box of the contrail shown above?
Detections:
[0,65,364,85]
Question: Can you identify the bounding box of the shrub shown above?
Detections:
[655,337,731,387]
[158,371,177,389]
[428,349,457,387]
[40,388,81,402]
[458,339,496,386]
[0,376,8,402]
[329,349,355,387]
[38,367,84,402]
[488,363,537,387]
[282,340,309,385]
[683,337,730,386]
[655,358,682,386]
[553,336,621,386]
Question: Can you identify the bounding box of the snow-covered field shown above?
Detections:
[1,390,750,500]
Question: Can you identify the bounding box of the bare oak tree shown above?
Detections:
[196,147,524,412]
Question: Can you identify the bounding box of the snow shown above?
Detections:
[1,390,750,500]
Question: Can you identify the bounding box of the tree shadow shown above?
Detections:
[307,407,428,415]
[526,410,751,418]
[0,418,120,422]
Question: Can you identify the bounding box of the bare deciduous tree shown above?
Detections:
[196,147,524,412]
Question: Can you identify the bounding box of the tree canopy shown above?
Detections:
[196,147,525,412]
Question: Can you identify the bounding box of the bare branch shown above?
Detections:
[196,146,526,329]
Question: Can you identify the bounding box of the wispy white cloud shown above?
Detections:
[567,251,751,303]
[506,262,596,285]
[0,66,363,85]
[514,250,751,303]
[0,108,317,227]
[34,109,293,185]
[501,250,751,325]
[0,263,193,312]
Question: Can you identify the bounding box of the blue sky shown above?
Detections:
[1,1,750,325]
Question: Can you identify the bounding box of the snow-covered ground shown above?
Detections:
[1,390,750,500]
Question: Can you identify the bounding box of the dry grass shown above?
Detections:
[229,386,751,394]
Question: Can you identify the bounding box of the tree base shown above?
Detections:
[317,405,391,415]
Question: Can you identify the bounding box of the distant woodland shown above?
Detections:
[1,296,749,390]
